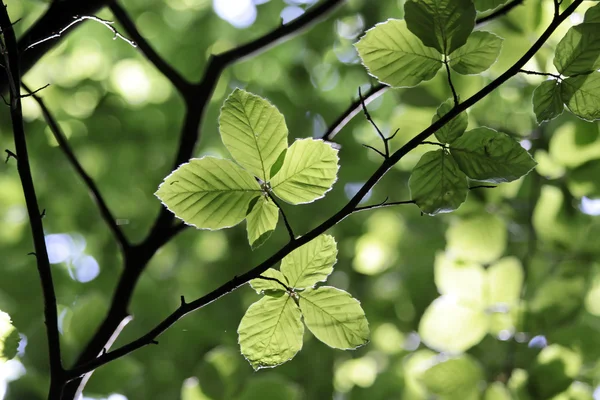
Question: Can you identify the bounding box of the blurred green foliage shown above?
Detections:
[2,0,600,399]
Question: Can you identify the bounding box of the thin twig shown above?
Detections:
[359,87,389,158]
[256,275,290,291]
[22,83,130,251]
[475,0,525,25]
[109,2,189,94]
[421,141,446,148]
[443,57,459,106]
[20,83,49,98]
[0,6,64,397]
[362,144,387,159]
[353,198,416,213]
[25,15,136,51]
[469,185,497,190]
[518,69,562,80]
[267,192,295,242]
[4,149,17,163]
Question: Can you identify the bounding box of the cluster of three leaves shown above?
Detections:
[155,89,339,248]
[239,235,369,369]
[533,3,600,123]
[355,0,504,89]
[409,100,537,215]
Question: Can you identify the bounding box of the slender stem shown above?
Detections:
[109,2,190,94]
[519,69,562,79]
[66,2,584,378]
[475,0,525,25]
[362,144,387,158]
[421,141,446,148]
[353,199,415,213]
[22,83,130,252]
[469,185,497,190]
[267,192,295,241]
[256,275,290,291]
[0,4,64,398]
[444,57,459,106]
[359,87,389,157]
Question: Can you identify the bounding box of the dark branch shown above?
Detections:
[109,2,190,94]
[22,84,130,252]
[475,0,525,25]
[353,198,416,213]
[362,144,387,159]
[4,149,17,163]
[0,5,64,397]
[267,192,295,242]
[469,185,497,190]
[420,141,446,148]
[67,1,586,378]
[519,69,562,79]
[359,87,390,158]
[443,57,459,106]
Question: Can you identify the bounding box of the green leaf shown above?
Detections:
[404,0,476,54]
[238,295,303,370]
[474,0,510,11]
[246,196,279,249]
[299,287,369,350]
[432,98,468,143]
[529,345,581,399]
[280,234,337,288]
[219,89,288,182]
[355,19,443,88]
[532,79,564,123]
[487,257,523,306]
[269,149,287,180]
[446,213,507,264]
[419,297,488,353]
[409,150,469,215]
[249,268,288,294]
[434,253,486,307]
[585,3,600,23]
[156,157,261,230]
[0,311,19,362]
[553,23,600,76]
[449,127,537,183]
[561,71,600,121]
[270,139,338,205]
[448,31,504,75]
[421,355,484,398]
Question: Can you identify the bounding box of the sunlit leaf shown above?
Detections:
[246,196,279,249]
[532,79,564,123]
[299,287,369,350]
[484,382,512,400]
[487,257,523,306]
[219,89,288,182]
[419,297,488,353]
[156,157,261,230]
[474,0,510,11]
[355,19,443,88]
[432,98,468,144]
[270,139,338,204]
[529,345,581,399]
[561,71,600,121]
[249,269,288,294]
[446,213,507,264]
[404,0,476,54]
[434,253,486,307]
[449,127,537,183]
[280,234,337,288]
[409,150,469,215]
[421,355,483,398]
[0,311,19,362]
[553,23,600,76]
[448,31,504,75]
[238,295,303,370]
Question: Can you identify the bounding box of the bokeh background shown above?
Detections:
[2,0,600,399]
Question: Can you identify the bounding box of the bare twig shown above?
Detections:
[475,0,525,25]
[443,57,459,106]
[267,192,296,242]
[421,141,446,148]
[359,86,389,157]
[362,144,387,159]
[22,83,130,252]
[25,15,136,51]
[469,185,497,190]
[0,5,64,398]
[4,149,17,163]
[353,198,416,213]
[518,69,562,80]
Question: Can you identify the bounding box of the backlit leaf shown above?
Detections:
[474,0,510,11]
[246,196,279,249]
[449,127,537,183]
[404,0,476,54]
[270,139,338,205]
[238,295,303,370]
[421,355,484,398]
[487,257,523,306]
[434,253,486,307]
[409,150,469,215]
[219,89,288,182]
[156,157,261,230]
[299,287,369,350]
[355,19,443,88]
[0,311,19,362]
[554,23,600,76]
[448,31,504,75]
[446,213,507,264]
[432,98,468,143]
[280,234,337,288]
[532,79,564,123]
[561,71,600,121]
[249,268,288,294]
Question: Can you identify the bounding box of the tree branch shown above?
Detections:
[475,0,525,25]
[22,83,130,252]
[109,2,190,94]
[66,0,585,379]
[0,5,64,398]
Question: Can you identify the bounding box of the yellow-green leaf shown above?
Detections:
[280,234,337,288]
[448,31,504,75]
[561,71,600,121]
[246,196,279,249]
[249,268,288,294]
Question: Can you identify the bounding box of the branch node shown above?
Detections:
[180,295,186,306]
[151,340,159,345]
[40,209,46,219]
[359,87,390,158]
[4,149,17,163]
[28,252,37,257]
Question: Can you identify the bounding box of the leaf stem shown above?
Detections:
[443,57,459,106]
[267,192,296,242]
[353,198,416,213]
[518,69,562,80]
[256,275,290,291]
[359,86,390,158]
